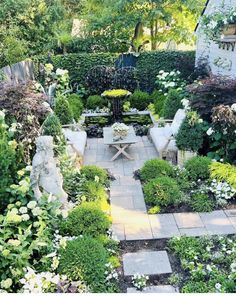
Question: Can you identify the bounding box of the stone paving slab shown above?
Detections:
[127,285,178,293]
[174,212,204,228]
[112,223,125,241]
[125,223,153,240]
[179,227,209,237]
[149,214,180,238]
[224,209,236,217]
[200,210,236,235]
[123,251,172,276]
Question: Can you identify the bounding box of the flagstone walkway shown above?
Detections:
[84,136,236,241]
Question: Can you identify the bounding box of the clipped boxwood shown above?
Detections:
[162,88,185,119]
[80,165,109,186]
[58,236,108,292]
[54,95,73,125]
[59,202,111,237]
[128,90,152,110]
[79,181,108,202]
[140,159,174,182]
[67,94,83,120]
[144,176,182,207]
[184,156,212,182]
[86,95,107,109]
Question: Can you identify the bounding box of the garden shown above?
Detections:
[1,0,236,294]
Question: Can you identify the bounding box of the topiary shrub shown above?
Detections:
[144,176,182,207]
[58,236,108,292]
[184,156,212,182]
[54,95,73,125]
[152,90,166,116]
[59,202,111,237]
[80,165,109,186]
[140,159,174,182]
[41,113,66,148]
[128,90,152,110]
[162,89,185,119]
[67,94,84,120]
[175,111,206,152]
[79,181,108,202]
[86,95,107,110]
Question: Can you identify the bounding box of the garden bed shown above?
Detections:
[118,235,236,293]
[83,111,153,138]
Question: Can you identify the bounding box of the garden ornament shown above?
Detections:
[30,136,68,204]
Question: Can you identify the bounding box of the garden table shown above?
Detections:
[103,126,138,161]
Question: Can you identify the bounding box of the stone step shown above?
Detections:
[123,250,172,276]
[127,285,178,293]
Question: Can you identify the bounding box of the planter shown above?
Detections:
[177,150,197,167]
[223,24,236,36]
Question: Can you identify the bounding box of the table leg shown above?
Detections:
[111,144,133,161]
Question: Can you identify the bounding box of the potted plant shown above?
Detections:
[175,111,206,167]
[112,122,129,139]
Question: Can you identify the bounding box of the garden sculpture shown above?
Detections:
[30,136,68,204]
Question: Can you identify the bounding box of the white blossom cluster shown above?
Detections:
[209,179,236,200]
[156,70,181,92]
[131,274,149,290]
[112,122,129,133]
[105,262,119,282]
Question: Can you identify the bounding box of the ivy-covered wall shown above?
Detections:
[34,50,195,92]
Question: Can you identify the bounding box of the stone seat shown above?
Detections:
[62,127,87,159]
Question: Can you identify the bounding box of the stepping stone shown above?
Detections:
[224,209,236,217]
[127,285,178,293]
[174,212,204,228]
[200,210,236,235]
[112,223,125,241]
[149,214,180,238]
[123,251,172,276]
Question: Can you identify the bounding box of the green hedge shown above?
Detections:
[34,50,195,92]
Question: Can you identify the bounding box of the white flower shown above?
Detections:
[206,127,214,136]
[32,207,42,216]
[230,261,236,272]
[19,207,28,214]
[27,201,37,209]
[56,68,68,76]
[231,103,236,112]
[0,110,5,120]
[22,214,30,221]
[215,283,221,290]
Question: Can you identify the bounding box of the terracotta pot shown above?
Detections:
[177,150,197,167]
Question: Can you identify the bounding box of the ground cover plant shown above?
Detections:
[168,235,236,293]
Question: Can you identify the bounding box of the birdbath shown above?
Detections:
[101,89,131,122]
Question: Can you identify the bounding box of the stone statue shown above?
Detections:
[30,136,68,204]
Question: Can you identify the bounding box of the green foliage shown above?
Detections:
[144,176,182,208]
[54,95,73,125]
[136,51,195,92]
[86,95,107,110]
[80,165,109,186]
[58,236,108,292]
[148,205,161,214]
[176,111,206,152]
[0,113,17,211]
[67,94,84,121]
[169,236,236,293]
[152,91,166,116]
[34,51,195,93]
[102,89,130,98]
[140,159,174,182]
[162,89,185,119]
[184,156,212,182]
[210,162,236,188]
[79,181,108,203]
[59,202,111,237]
[41,113,66,153]
[189,192,214,212]
[128,90,151,110]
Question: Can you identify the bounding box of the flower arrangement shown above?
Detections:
[155,70,185,96]
[112,122,129,139]
[200,7,236,41]
[101,89,131,99]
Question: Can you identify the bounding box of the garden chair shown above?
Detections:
[150,109,186,160]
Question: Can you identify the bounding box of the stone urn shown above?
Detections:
[177,150,197,167]
[223,24,236,36]
[101,89,131,121]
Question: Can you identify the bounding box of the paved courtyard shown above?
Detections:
[84,136,236,241]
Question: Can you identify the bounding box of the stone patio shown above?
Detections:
[127,285,179,293]
[84,136,236,241]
